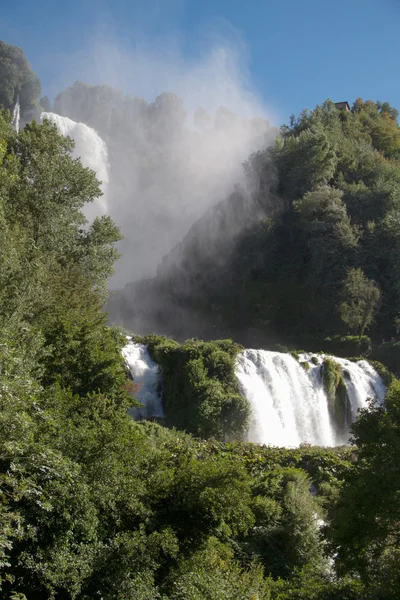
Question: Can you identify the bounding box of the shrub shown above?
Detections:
[142,335,250,440]
[323,335,372,357]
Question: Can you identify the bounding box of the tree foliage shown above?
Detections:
[0,40,41,116]
[329,380,400,598]
[339,268,380,336]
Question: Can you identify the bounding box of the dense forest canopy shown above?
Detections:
[0,38,400,599]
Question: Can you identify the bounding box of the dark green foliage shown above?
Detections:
[223,442,354,492]
[142,335,250,440]
[2,382,354,600]
[329,380,400,598]
[371,341,400,375]
[243,467,326,578]
[323,335,372,357]
[41,315,130,402]
[273,126,338,201]
[339,268,380,337]
[271,570,367,599]
[0,108,137,597]
[164,537,273,599]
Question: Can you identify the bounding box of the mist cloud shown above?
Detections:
[49,25,278,287]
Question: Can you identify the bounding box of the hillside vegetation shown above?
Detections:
[111,98,400,363]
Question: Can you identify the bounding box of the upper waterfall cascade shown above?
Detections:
[40,112,109,220]
[123,341,385,447]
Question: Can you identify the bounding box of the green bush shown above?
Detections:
[164,537,272,600]
[142,335,249,440]
[323,335,372,357]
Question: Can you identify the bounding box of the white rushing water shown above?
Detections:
[122,341,163,419]
[236,350,386,447]
[12,99,20,133]
[40,112,109,221]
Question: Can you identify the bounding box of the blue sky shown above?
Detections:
[1,0,399,124]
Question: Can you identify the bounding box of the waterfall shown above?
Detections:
[122,340,163,419]
[40,112,109,221]
[122,341,385,446]
[12,98,20,133]
[235,350,386,447]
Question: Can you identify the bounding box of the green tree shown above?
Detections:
[144,336,250,440]
[0,40,41,115]
[353,97,400,159]
[339,268,380,337]
[293,187,357,287]
[329,380,400,598]
[274,127,338,201]
[165,537,272,600]
[244,468,326,579]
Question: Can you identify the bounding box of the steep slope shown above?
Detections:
[110,99,400,353]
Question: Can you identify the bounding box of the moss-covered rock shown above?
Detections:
[323,358,341,396]
[323,358,351,431]
[141,335,249,441]
[300,360,310,372]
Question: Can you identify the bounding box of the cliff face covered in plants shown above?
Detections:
[110,98,400,356]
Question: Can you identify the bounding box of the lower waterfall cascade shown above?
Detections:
[123,341,386,446]
[235,349,385,447]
